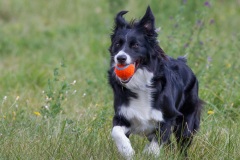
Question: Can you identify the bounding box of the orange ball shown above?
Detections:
[114,64,135,80]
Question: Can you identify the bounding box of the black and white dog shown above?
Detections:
[108,6,203,159]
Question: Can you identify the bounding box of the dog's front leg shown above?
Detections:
[111,126,134,159]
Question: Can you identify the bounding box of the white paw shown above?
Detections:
[143,141,160,157]
[112,126,135,160]
[120,145,135,160]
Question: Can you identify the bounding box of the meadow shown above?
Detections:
[0,0,240,159]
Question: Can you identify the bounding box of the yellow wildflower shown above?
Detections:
[13,111,16,120]
[34,111,41,116]
[226,63,231,68]
[207,110,214,115]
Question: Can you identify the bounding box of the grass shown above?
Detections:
[0,0,240,159]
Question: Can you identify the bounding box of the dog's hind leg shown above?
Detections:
[174,99,202,157]
[174,114,194,157]
[159,121,173,145]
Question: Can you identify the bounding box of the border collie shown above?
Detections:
[108,6,203,159]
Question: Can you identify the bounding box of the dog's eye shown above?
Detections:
[132,43,139,49]
[115,42,121,48]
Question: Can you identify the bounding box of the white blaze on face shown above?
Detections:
[114,50,132,65]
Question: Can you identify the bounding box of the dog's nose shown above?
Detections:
[117,55,127,63]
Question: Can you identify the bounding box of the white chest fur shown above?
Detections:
[119,68,164,135]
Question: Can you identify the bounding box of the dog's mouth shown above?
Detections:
[116,60,140,84]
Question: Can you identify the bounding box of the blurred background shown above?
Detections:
[0,0,240,159]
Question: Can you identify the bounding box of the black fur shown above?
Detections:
[108,6,203,157]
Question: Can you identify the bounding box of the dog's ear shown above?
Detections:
[138,6,155,35]
[115,11,128,29]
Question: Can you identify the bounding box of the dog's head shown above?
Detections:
[109,6,166,83]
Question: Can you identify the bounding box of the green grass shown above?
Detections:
[0,0,240,159]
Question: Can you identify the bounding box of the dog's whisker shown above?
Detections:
[155,27,161,32]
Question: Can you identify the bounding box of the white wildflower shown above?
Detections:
[73,90,77,94]
[71,80,77,85]
[16,96,20,101]
[44,105,49,110]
